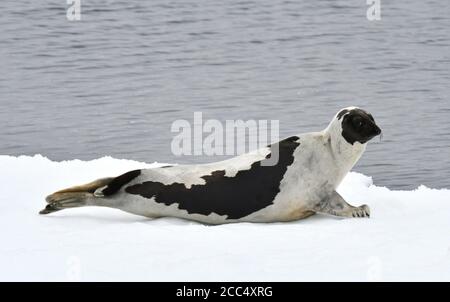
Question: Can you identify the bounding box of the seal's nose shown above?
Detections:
[374,125,382,136]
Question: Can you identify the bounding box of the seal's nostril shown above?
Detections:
[375,126,382,135]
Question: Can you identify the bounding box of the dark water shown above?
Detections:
[1,0,449,190]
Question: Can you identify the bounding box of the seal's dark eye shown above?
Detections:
[352,117,364,128]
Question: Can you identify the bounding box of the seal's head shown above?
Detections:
[323,106,382,170]
[336,107,382,145]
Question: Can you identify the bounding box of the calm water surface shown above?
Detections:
[1,0,449,189]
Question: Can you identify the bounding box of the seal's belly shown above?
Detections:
[284,209,316,221]
[115,186,314,224]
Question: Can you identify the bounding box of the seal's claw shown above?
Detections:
[350,205,370,218]
[361,204,371,218]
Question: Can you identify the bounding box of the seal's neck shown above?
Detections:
[323,118,367,178]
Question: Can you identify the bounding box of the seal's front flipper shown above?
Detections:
[349,204,370,218]
[313,191,370,218]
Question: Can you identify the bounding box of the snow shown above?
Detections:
[0,154,449,281]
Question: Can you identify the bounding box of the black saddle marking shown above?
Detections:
[125,136,300,219]
[102,169,141,196]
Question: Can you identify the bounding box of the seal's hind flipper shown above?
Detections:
[40,170,142,215]
[40,203,62,214]
[40,192,92,214]
[313,191,370,218]
[51,178,115,195]
[40,177,114,215]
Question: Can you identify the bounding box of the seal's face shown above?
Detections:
[338,108,382,145]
